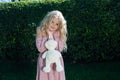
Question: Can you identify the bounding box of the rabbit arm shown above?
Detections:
[42,52,47,59]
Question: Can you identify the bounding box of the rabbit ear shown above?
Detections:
[54,41,57,46]
[45,40,58,49]
[45,41,49,48]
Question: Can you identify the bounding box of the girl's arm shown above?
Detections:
[36,28,46,53]
[54,31,64,52]
[58,39,64,52]
[56,39,64,52]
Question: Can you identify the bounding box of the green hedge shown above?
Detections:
[0,0,120,63]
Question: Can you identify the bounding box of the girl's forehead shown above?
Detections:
[51,17,59,22]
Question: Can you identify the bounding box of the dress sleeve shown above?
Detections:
[58,39,64,52]
[36,37,42,53]
[36,37,47,53]
[54,31,64,52]
[36,28,47,53]
[55,38,64,52]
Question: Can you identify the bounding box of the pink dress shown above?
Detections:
[36,31,66,80]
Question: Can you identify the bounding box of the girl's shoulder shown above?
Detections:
[36,27,47,38]
[36,27,42,37]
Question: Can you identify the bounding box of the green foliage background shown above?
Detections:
[0,0,120,63]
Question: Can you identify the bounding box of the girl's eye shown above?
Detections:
[52,21,54,23]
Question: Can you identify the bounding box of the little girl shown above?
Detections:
[36,10,67,80]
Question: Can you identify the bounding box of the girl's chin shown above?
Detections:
[49,29,56,32]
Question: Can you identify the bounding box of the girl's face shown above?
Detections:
[48,18,59,32]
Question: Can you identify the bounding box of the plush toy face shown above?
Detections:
[45,40,57,50]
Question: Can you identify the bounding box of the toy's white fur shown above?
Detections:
[42,39,63,73]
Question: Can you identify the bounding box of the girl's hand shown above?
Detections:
[46,29,54,39]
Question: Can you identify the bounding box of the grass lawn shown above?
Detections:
[0,60,120,80]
